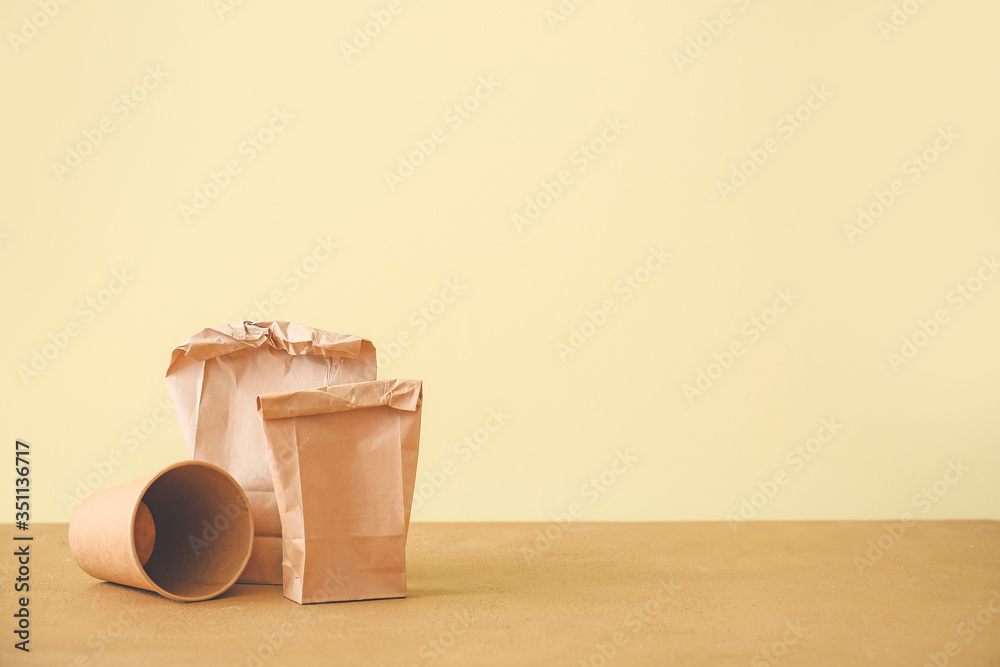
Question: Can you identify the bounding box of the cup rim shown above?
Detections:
[130,460,254,602]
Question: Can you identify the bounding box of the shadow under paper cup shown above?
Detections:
[68,460,254,602]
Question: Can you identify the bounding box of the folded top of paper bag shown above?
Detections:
[257,378,422,419]
[167,320,371,365]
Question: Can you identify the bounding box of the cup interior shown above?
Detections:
[139,463,253,601]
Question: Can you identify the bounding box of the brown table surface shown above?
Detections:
[2,521,999,666]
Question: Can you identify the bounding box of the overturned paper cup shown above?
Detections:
[69,460,254,602]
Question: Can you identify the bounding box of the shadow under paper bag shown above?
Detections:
[257,378,422,604]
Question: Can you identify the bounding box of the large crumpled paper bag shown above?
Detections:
[165,321,377,584]
[257,379,422,603]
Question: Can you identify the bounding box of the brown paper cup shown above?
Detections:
[68,460,254,602]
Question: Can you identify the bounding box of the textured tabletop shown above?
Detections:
[2,521,999,666]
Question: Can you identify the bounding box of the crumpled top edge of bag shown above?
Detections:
[166,320,373,369]
[257,378,422,420]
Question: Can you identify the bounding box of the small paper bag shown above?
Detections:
[257,379,423,603]
[165,320,377,584]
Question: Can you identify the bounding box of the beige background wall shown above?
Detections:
[2,0,997,523]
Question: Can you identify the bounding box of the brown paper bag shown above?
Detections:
[165,320,377,584]
[257,379,423,604]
